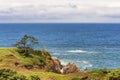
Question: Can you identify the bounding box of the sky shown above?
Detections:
[0,0,120,23]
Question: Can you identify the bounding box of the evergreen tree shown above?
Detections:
[13,35,39,56]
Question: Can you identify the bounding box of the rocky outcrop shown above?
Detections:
[60,63,80,74]
[51,58,62,73]
[50,58,80,74]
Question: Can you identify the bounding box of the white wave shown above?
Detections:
[60,60,68,65]
[76,60,93,70]
[66,49,97,53]
[67,50,87,53]
[82,61,89,64]
[58,59,93,71]
[52,53,68,56]
[52,53,60,55]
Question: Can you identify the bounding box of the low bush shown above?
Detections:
[0,68,16,78]
[11,74,27,80]
[0,68,41,80]
[0,58,2,62]
[0,68,27,80]
[71,77,81,80]
[104,69,120,80]
[24,64,34,69]
[30,75,40,80]
[88,68,109,75]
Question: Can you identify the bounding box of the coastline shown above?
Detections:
[0,47,120,80]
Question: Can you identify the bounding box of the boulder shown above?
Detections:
[60,63,80,74]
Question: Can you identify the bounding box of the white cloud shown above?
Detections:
[0,0,120,23]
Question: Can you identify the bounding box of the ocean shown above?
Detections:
[0,23,120,70]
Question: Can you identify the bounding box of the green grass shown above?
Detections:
[0,47,120,80]
[0,68,80,80]
[0,48,77,80]
[0,48,50,68]
[26,72,72,80]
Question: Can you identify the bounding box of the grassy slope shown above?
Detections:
[0,48,38,68]
[0,48,120,80]
[0,48,82,80]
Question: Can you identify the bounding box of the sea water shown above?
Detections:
[0,23,120,70]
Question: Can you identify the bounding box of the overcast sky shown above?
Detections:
[0,0,120,23]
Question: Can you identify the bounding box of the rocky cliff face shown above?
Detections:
[51,58,63,73]
[60,63,80,74]
[50,58,80,74]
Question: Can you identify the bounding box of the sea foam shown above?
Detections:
[67,50,87,53]
[66,49,97,53]
[60,59,93,70]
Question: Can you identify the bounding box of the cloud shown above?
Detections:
[0,0,120,23]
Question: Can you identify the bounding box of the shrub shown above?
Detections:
[30,75,40,80]
[0,68,17,78]
[70,74,84,80]
[39,59,46,66]
[88,68,109,75]
[11,74,27,80]
[24,64,34,69]
[13,35,39,56]
[71,77,87,80]
[32,50,42,56]
[0,68,27,80]
[71,77,81,80]
[105,69,120,80]
[0,58,2,62]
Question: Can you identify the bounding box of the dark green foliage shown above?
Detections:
[30,75,40,80]
[71,77,81,80]
[105,69,120,80]
[71,74,83,80]
[33,49,51,59]
[71,77,88,80]
[13,35,38,49]
[13,35,39,56]
[17,48,32,56]
[0,68,27,80]
[11,74,27,80]
[0,58,2,62]
[31,50,42,56]
[30,50,51,67]
[0,68,42,80]
[24,64,34,69]
[88,68,109,75]
[12,35,52,69]
[42,51,51,60]
[0,69,16,79]
[39,59,46,66]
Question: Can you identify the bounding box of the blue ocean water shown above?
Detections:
[0,23,120,70]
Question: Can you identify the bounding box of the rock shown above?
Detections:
[48,58,80,74]
[61,63,80,74]
[50,57,62,73]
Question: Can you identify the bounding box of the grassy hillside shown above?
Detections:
[0,48,82,80]
[0,48,51,69]
[0,48,120,80]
